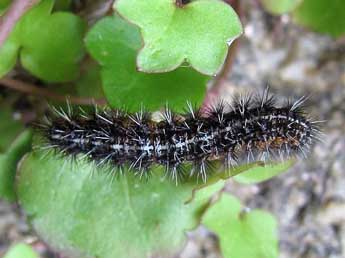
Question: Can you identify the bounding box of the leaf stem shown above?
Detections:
[0,0,39,48]
[0,77,107,106]
[202,0,242,110]
[202,38,240,109]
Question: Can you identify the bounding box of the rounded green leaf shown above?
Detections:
[115,0,243,75]
[18,0,86,82]
[293,0,345,37]
[202,194,278,258]
[3,243,39,258]
[17,147,227,258]
[261,0,302,14]
[234,160,293,184]
[85,15,209,112]
[0,130,32,201]
[0,0,86,82]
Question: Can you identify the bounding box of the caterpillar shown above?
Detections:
[38,89,321,182]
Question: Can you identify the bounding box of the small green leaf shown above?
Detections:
[202,194,279,258]
[3,243,39,258]
[0,0,86,82]
[17,147,227,258]
[293,0,345,37]
[261,0,302,14]
[0,130,32,201]
[234,160,293,184]
[85,15,209,112]
[185,162,264,204]
[115,0,243,75]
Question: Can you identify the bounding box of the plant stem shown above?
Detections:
[0,77,107,106]
[0,0,39,47]
[202,0,242,110]
[202,37,240,109]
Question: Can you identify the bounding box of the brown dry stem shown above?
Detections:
[0,77,107,106]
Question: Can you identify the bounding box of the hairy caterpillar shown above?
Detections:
[38,89,321,182]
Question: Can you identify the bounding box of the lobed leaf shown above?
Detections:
[85,15,209,112]
[115,0,243,76]
[202,194,279,258]
[16,147,227,258]
[0,0,86,82]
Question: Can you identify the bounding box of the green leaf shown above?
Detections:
[0,35,20,78]
[18,0,86,82]
[0,0,11,9]
[0,0,86,82]
[261,0,302,14]
[234,160,293,184]
[202,194,279,258]
[17,147,227,258]
[85,15,209,112]
[0,106,25,152]
[185,162,264,205]
[3,243,39,258]
[0,130,32,201]
[53,0,72,11]
[115,0,243,76]
[293,0,345,37]
[75,63,104,99]
[0,0,11,15]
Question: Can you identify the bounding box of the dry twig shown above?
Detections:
[0,77,107,106]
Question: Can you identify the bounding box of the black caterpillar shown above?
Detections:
[39,89,321,182]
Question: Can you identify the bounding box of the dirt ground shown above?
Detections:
[1,0,345,257]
